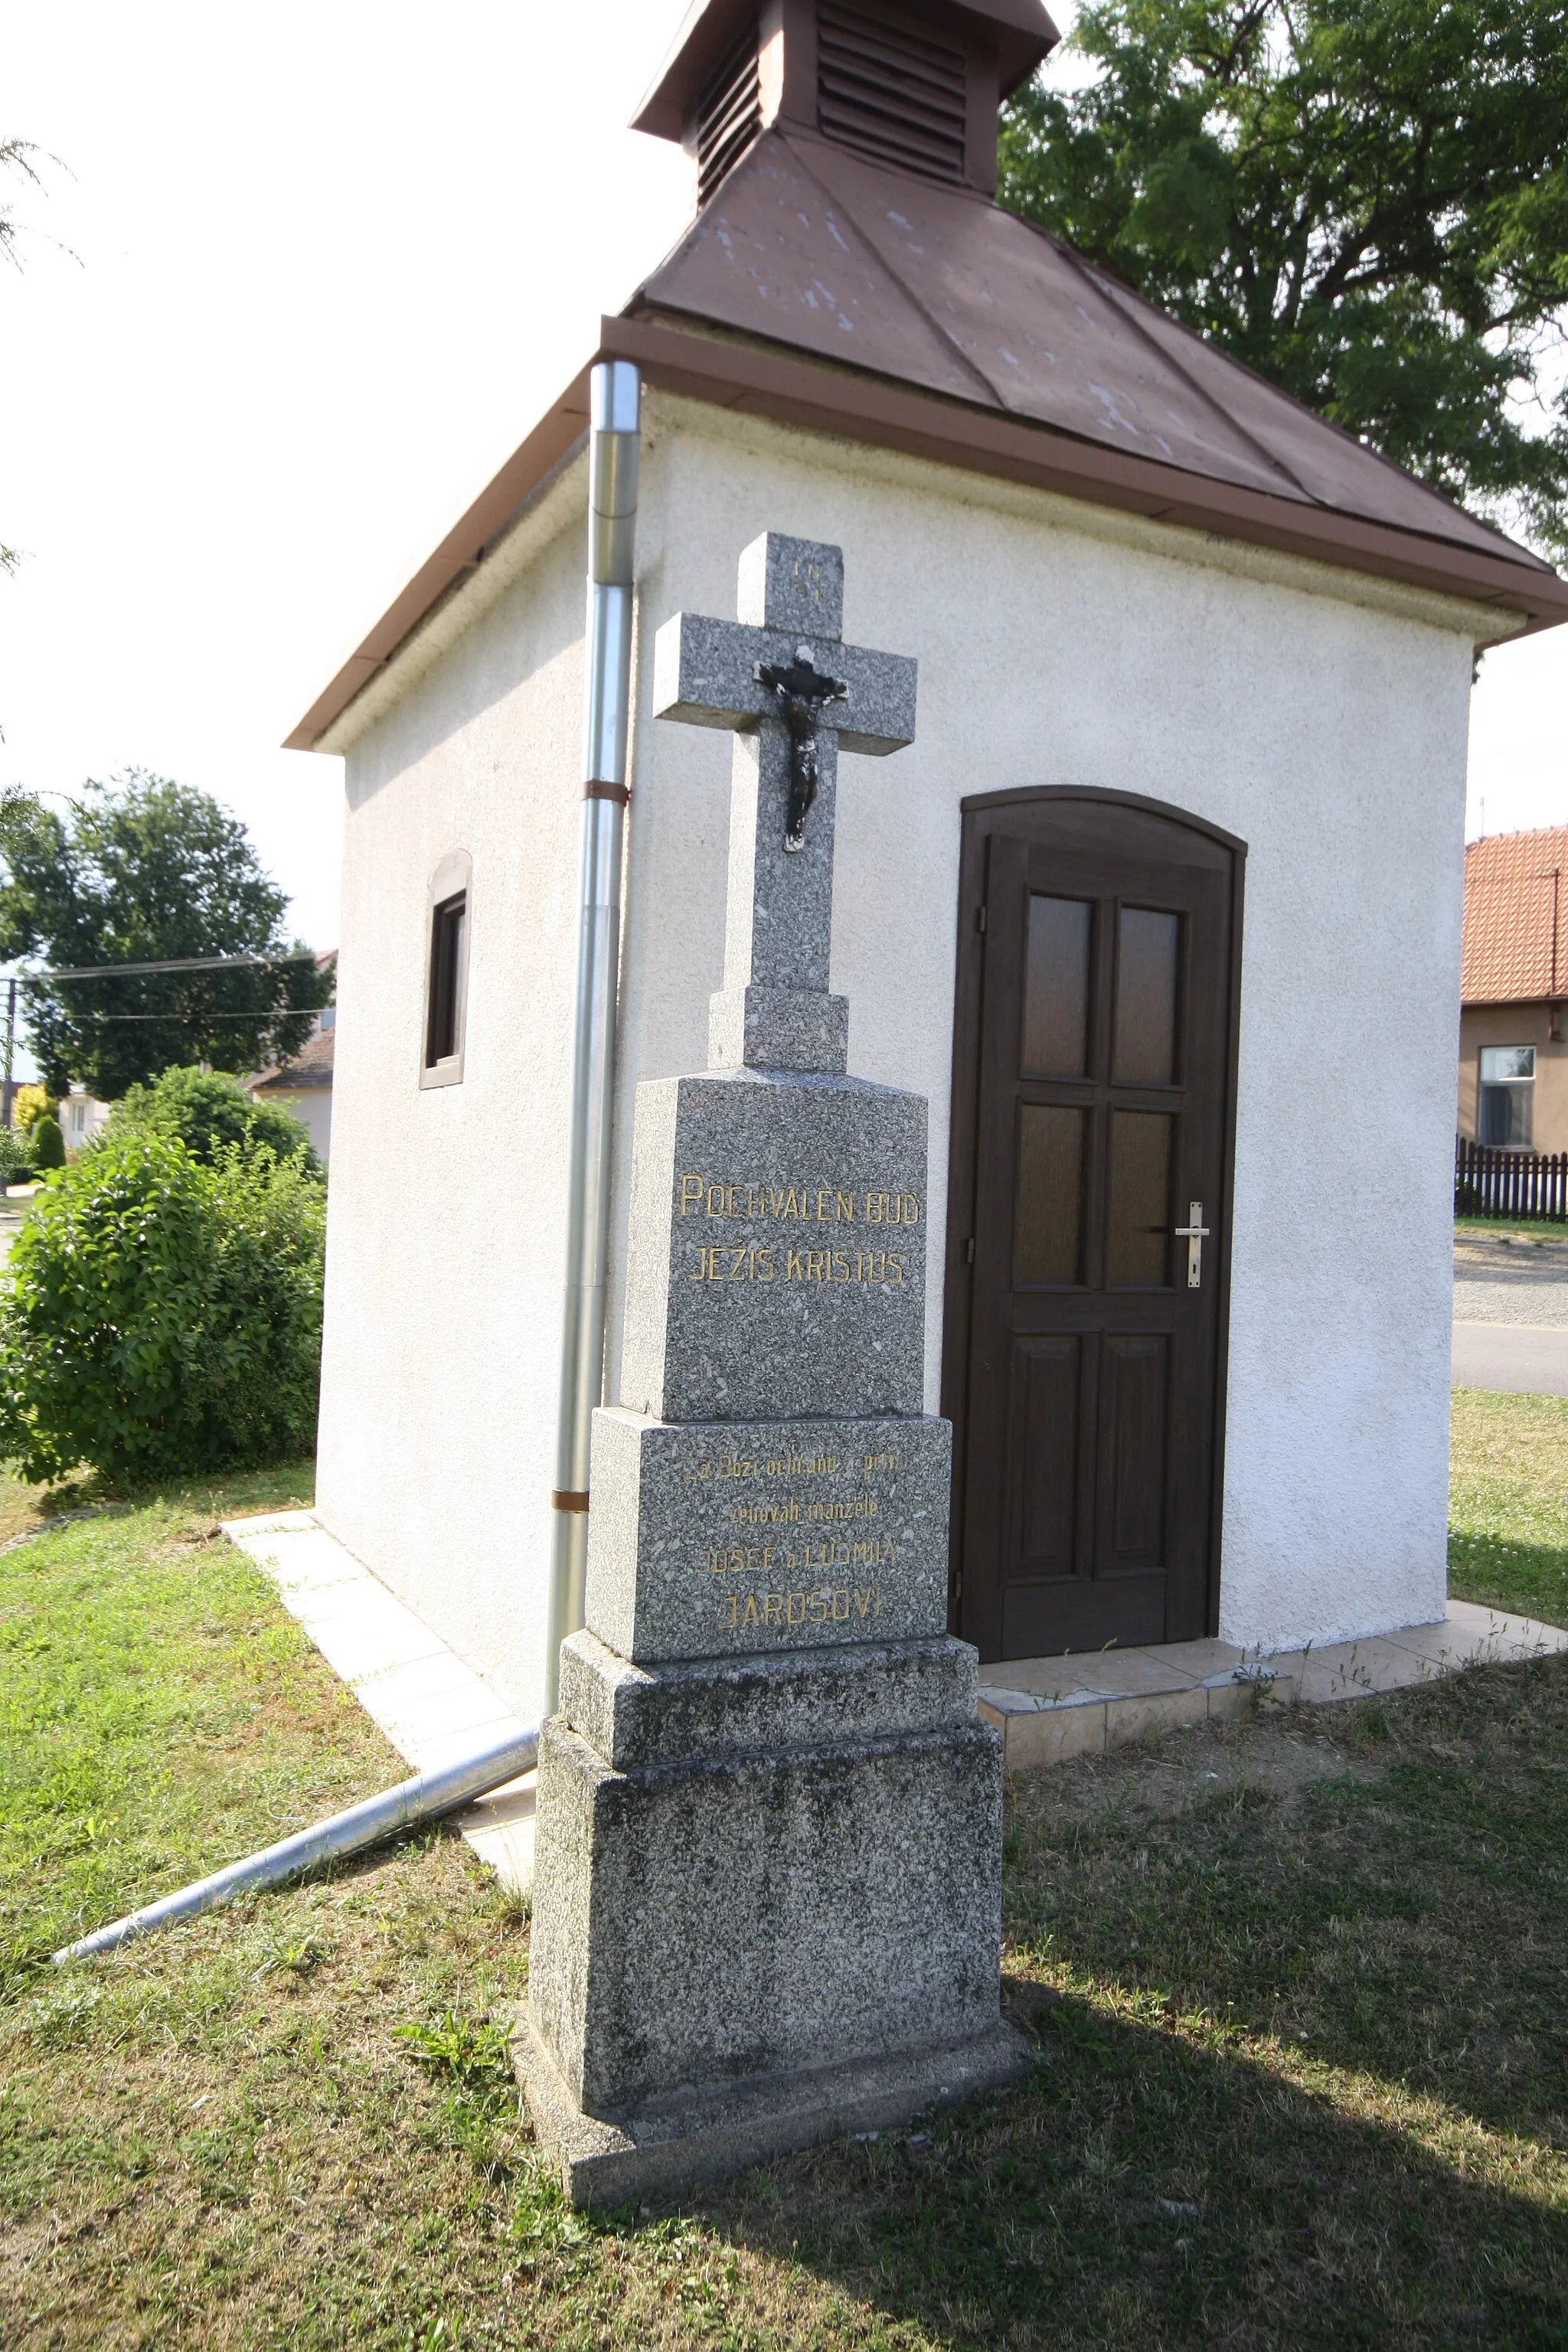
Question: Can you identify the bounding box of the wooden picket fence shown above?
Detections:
[1455,1133,1568,1222]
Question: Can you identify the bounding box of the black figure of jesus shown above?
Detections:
[754,645,849,854]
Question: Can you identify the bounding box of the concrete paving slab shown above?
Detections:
[1444,1598,1568,1659]
[978,1647,1204,1701]
[987,1598,1568,1762]
[1155,1636,1250,1683]
[222,1511,535,1892]
[1377,1617,1522,1672]
[1296,1635,1449,1704]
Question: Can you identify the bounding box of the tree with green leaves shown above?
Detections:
[0,775,334,1098]
[109,1064,319,1174]
[998,0,1568,556]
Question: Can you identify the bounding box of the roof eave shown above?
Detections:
[285,311,1568,754]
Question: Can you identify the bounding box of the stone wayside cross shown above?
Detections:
[652,532,917,1076]
[518,527,1018,2210]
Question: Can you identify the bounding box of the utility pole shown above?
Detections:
[2,977,16,1131]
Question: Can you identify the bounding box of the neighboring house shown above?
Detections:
[1459,829,1568,1152]
[247,1004,335,1162]
[60,1086,112,1152]
[287,0,1568,1720]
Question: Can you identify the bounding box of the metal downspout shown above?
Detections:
[544,360,641,1713]
[54,1726,541,1963]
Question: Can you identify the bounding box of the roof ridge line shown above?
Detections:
[776,129,1011,413]
[1008,211,1553,567]
[1010,212,1317,507]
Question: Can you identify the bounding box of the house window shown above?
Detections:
[1479,1044,1535,1147]
[420,851,472,1089]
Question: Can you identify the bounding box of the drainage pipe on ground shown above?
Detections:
[53,1726,540,1965]
[544,358,642,1714]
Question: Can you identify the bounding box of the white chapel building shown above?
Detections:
[288,0,1568,1725]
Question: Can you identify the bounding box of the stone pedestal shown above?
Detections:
[518,1068,1024,2204]
[515,532,1024,2205]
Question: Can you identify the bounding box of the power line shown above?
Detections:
[45,1011,326,1025]
[9,949,325,983]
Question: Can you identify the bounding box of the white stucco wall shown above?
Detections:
[318,387,1500,1710]
[315,492,590,1715]
[259,1086,332,1163]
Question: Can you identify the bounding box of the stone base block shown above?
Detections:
[514,2008,1029,2210]
[584,1409,952,1663]
[709,983,849,1078]
[560,1627,979,1767]
[619,1067,928,1424]
[528,1711,1004,2120]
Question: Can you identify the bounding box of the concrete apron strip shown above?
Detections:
[221,1511,535,1893]
[978,1599,1568,1770]
[224,1514,1568,1798]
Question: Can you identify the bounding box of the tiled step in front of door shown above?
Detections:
[978,1598,1568,1769]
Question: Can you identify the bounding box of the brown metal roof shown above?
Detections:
[286,130,1568,754]
[641,127,1550,568]
[1463,831,1568,1006]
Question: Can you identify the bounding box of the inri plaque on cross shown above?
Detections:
[652,533,917,1076]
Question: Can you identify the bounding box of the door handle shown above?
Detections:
[1174,1201,1210,1290]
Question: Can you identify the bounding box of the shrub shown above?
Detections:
[30,1115,64,1170]
[108,1065,319,1174]
[0,1132,325,1483]
[12,1084,51,1137]
[0,1126,31,1187]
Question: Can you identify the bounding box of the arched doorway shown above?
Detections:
[942,789,1246,1662]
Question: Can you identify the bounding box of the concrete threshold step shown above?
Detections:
[978,1599,1568,1769]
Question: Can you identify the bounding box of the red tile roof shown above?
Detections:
[1462,829,1568,1004]
[250,1018,335,1093]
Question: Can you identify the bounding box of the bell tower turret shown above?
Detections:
[633,0,1058,207]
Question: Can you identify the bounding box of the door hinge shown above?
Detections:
[976,904,988,933]
[965,1236,975,1265]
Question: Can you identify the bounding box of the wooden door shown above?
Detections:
[943,792,1243,1661]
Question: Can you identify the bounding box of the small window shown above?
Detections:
[1479,1044,1535,1148]
[420,851,472,1089]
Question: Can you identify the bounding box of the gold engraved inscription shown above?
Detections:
[722,1586,886,1632]
[687,1446,912,1640]
[678,1175,921,1226]
[688,1244,904,1285]
[705,1534,897,1573]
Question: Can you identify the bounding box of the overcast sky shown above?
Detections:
[6,0,1564,967]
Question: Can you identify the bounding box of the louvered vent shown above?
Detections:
[817,2,968,183]
[697,24,763,206]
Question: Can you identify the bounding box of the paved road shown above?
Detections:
[1454,1233,1568,1393]
[1454,1321,1568,1396]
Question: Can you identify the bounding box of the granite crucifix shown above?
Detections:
[520,528,1019,2208]
[652,531,917,1077]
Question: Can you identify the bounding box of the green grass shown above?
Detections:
[1450,1389,1568,1625]
[2,1418,1568,2344]
[0,1462,387,1972]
